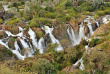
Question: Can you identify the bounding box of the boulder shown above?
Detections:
[84,25,90,35]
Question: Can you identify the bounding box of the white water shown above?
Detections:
[67,24,85,45]
[79,24,85,41]
[73,58,85,70]
[18,26,23,32]
[0,15,106,60]
[28,28,38,48]
[19,38,33,57]
[5,30,23,37]
[38,37,45,53]
[0,39,25,60]
[3,5,9,11]
[102,15,110,24]
[42,25,63,51]
[14,40,20,51]
[0,40,9,49]
[67,16,100,47]
[93,19,99,27]
[67,25,77,45]
[84,16,94,35]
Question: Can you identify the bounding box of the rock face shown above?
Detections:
[95,16,103,24]
[93,23,109,36]
[53,24,69,41]
[84,25,90,35]
[90,20,98,31]
[69,19,79,32]
[0,25,10,30]
[0,25,19,34]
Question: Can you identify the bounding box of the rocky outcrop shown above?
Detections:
[0,30,7,39]
[53,24,68,41]
[0,25,19,34]
[84,25,90,35]
[90,20,98,31]
[69,19,79,32]
[32,27,45,39]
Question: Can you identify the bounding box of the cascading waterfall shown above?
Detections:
[14,40,20,51]
[93,19,99,27]
[67,24,85,45]
[0,26,47,60]
[0,39,9,49]
[67,24,77,45]
[28,28,38,48]
[0,39,25,60]
[78,24,85,42]
[84,16,94,35]
[38,37,45,53]
[67,16,100,47]
[19,38,33,57]
[28,28,45,53]
[18,26,23,32]
[0,15,107,60]
[42,25,63,51]
[73,58,85,70]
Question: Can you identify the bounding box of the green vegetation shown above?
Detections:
[0,0,110,74]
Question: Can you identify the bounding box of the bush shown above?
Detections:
[36,31,43,38]
[10,38,15,42]
[31,58,55,74]
[80,2,94,12]
[90,38,100,47]
[0,19,2,24]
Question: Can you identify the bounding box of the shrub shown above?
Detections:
[0,19,2,24]
[60,39,71,49]
[10,38,15,42]
[36,31,43,38]
[80,2,94,12]
[90,38,100,47]
[31,58,55,74]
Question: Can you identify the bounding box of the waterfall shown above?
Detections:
[13,40,25,60]
[84,16,94,35]
[103,15,110,24]
[73,58,85,70]
[93,19,99,27]
[14,40,20,51]
[42,25,63,51]
[0,39,25,60]
[19,38,34,57]
[12,50,25,60]
[67,25,77,45]
[67,24,85,45]
[5,31,23,37]
[28,28,38,48]
[38,37,45,53]
[79,24,85,41]
[18,26,23,32]
[79,58,85,70]
[0,40,9,49]
[67,16,99,46]
[19,38,29,48]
